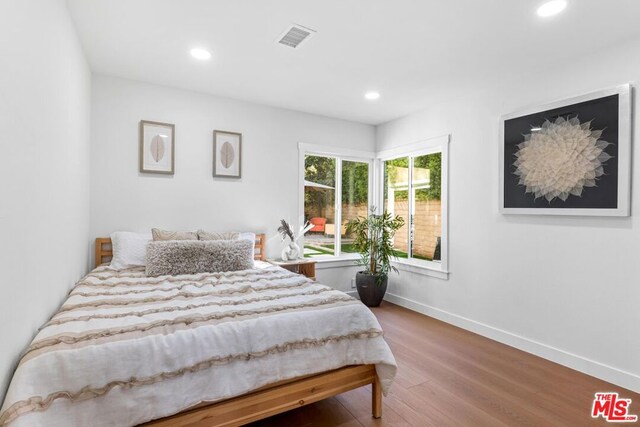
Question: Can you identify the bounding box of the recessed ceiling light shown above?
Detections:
[537,0,567,17]
[190,48,212,60]
[364,91,380,100]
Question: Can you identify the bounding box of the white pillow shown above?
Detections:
[197,230,256,243]
[239,232,256,243]
[109,231,152,270]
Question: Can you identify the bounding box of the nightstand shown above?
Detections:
[269,259,317,280]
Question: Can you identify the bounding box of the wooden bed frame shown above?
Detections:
[95,234,267,266]
[94,235,382,426]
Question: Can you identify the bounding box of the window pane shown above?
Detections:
[412,152,442,261]
[303,155,335,257]
[341,161,369,254]
[383,158,409,259]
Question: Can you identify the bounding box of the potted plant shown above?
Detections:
[346,208,405,307]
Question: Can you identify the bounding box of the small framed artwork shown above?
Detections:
[139,120,175,174]
[499,84,631,216]
[213,130,242,178]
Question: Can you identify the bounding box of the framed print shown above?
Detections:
[213,130,242,178]
[499,84,631,216]
[139,120,175,174]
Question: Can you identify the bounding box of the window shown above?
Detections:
[383,153,441,261]
[304,155,337,256]
[378,135,448,275]
[300,145,373,259]
[383,157,410,257]
[341,160,369,254]
[299,136,447,276]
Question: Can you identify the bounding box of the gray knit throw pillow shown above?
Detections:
[146,239,254,277]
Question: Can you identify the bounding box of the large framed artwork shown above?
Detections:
[499,84,631,216]
[139,120,175,175]
[213,130,242,178]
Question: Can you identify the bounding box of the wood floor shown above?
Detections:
[248,302,639,426]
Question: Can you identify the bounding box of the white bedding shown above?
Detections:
[0,262,396,426]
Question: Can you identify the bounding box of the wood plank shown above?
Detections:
[136,300,640,426]
[249,303,640,426]
[245,397,362,427]
[143,365,377,427]
[336,385,416,427]
[371,376,382,419]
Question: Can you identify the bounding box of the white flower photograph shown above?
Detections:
[500,85,631,216]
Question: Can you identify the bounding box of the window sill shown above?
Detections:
[310,255,449,279]
[311,255,361,269]
[392,259,449,280]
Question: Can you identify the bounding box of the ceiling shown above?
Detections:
[67,0,640,125]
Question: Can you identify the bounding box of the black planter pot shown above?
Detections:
[355,272,388,307]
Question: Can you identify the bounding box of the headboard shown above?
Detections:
[95,233,267,267]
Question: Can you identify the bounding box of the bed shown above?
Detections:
[0,234,396,426]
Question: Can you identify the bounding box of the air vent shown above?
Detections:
[277,24,316,48]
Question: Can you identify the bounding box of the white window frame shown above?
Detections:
[298,143,375,265]
[376,134,450,279]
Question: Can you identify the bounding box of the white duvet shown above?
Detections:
[0,262,396,426]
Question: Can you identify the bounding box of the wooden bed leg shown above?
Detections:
[372,375,382,419]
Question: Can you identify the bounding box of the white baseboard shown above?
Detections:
[384,292,640,393]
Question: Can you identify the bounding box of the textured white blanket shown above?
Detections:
[0,262,396,426]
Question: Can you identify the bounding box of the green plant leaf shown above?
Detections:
[345,207,405,283]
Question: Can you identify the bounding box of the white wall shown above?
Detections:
[376,38,640,392]
[90,75,375,290]
[0,0,91,404]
